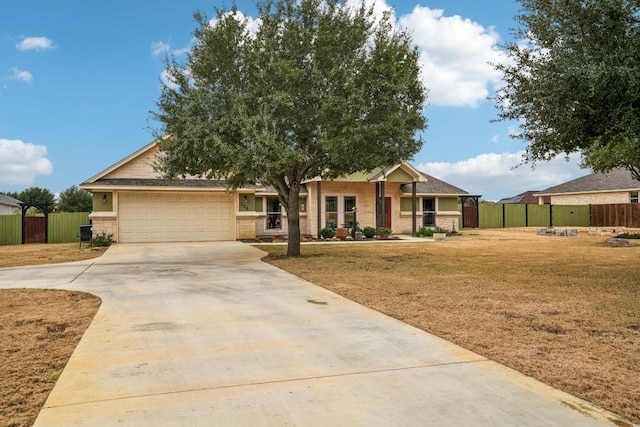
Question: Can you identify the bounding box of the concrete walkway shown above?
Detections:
[0,242,632,426]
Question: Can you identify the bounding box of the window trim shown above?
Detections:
[324,195,357,229]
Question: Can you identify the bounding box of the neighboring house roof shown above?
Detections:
[535,168,640,196]
[497,191,543,204]
[0,194,22,206]
[400,172,468,195]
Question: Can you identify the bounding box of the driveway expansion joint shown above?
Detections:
[42,359,491,410]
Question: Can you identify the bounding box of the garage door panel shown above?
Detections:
[119,192,235,243]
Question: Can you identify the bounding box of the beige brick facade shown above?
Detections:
[550,191,633,205]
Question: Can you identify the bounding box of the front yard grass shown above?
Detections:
[261,228,640,424]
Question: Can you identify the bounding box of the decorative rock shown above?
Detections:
[606,238,630,247]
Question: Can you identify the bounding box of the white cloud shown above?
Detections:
[399,6,506,107]
[151,41,171,57]
[207,11,261,36]
[416,151,587,201]
[8,67,33,84]
[0,139,53,186]
[16,36,55,51]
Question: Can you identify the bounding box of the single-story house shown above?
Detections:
[0,194,22,215]
[534,168,640,205]
[80,139,470,243]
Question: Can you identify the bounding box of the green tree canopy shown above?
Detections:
[58,185,92,212]
[18,187,56,208]
[153,0,427,256]
[494,0,640,181]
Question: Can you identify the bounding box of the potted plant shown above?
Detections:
[433,226,447,240]
[376,227,393,240]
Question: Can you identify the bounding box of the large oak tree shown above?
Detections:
[494,0,640,181]
[153,0,427,256]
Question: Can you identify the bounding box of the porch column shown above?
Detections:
[412,181,417,236]
[381,181,386,228]
[316,181,322,238]
[375,182,381,228]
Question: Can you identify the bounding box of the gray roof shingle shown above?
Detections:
[400,172,468,195]
[0,194,22,206]
[537,168,640,195]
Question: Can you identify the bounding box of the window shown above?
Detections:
[266,197,282,229]
[344,196,356,228]
[325,196,338,229]
[631,191,639,203]
[422,197,436,227]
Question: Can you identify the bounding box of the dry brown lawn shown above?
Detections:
[0,244,104,427]
[1,233,638,425]
[0,243,107,268]
[262,228,640,424]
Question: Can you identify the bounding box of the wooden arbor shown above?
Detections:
[19,202,50,244]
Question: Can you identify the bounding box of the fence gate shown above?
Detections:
[24,216,46,243]
[20,202,50,244]
[460,195,480,228]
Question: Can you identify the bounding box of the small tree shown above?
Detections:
[18,187,56,213]
[58,185,92,212]
[153,0,427,256]
[494,0,640,181]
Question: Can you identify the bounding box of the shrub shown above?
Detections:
[91,232,113,247]
[362,226,376,239]
[616,232,640,239]
[417,226,434,237]
[320,227,335,239]
[376,227,393,235]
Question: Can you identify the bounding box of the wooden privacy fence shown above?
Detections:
[0,212,90,246]
[477,204,591,229]
[590,203,640,228]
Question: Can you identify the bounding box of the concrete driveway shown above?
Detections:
[0,242,631,426]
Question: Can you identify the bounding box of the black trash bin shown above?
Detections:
[79,224,92,248]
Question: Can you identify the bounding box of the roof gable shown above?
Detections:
[82,139,162,184]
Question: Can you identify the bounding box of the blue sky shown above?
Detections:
[0,0,588,201]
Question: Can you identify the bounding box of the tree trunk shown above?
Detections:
[286,181,301,257]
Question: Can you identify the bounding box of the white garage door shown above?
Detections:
[118,192,235,242]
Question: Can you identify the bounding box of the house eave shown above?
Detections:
[534,188,639,197]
